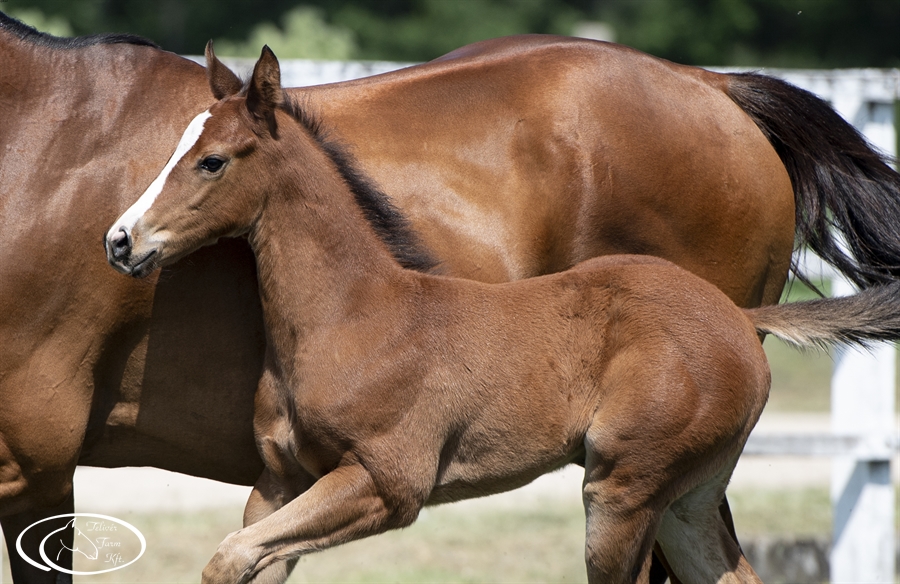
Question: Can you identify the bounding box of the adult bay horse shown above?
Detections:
[105,48,900,583]
[4,10,900,582]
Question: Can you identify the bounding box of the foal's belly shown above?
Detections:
[426,452,584,506]
[423,419,588,506]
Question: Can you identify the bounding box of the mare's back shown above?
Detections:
[296,36,794,303]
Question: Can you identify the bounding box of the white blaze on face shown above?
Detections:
[107,109,212,239]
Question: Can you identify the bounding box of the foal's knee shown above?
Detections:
[379,488,426,530]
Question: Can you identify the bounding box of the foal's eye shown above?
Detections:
[199,156,226,173]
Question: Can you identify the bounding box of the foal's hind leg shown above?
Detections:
[582,482,660,584]
[581,429,668,583]
[655,462,761,583]
[579,350,764,583]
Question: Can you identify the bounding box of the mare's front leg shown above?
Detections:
[204,463,415,584]
[2,491,75,584]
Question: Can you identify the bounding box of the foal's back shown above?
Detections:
[427,253,768,411]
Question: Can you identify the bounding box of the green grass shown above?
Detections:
[8,488,892,583]
[729,488,833,538]
[764,278,832,411]
[2,502,590,583]
[288,503,588,583]
[763,337,834,412]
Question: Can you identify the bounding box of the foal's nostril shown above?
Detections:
[109,227,132,259]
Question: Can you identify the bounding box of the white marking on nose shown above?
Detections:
[107,109,212,240]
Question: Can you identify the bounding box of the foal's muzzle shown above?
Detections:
[108,227,132,261]
[105,226,157,277]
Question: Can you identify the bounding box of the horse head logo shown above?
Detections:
[15,513,146,576]
[55,518,100,561]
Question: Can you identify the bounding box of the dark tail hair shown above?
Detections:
[748,281,900,349]
[726,72,900,288]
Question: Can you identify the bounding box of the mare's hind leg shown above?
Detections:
[655,463,761,583]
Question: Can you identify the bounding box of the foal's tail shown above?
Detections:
[747,281,900,349]
[725,72,900,288]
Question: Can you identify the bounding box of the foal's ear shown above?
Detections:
[246,45,282,131]
[205,41,242,99]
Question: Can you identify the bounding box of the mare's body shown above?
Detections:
[5,11,900,581]
[105,49,900,584]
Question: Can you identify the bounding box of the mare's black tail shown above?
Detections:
[726,72,900,288]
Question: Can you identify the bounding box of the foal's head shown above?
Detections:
[105,44,293,277]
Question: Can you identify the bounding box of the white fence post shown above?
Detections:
[823,71,898,583]
[761,69,899,582]
[831,278,896,582]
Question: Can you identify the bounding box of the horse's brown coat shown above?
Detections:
[110,49,773,583]
[5,11,900,582]
[107,49,900,584]
[307,38,796,305]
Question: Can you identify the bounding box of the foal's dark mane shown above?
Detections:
[278,94,440,274]
[0,11,158,49]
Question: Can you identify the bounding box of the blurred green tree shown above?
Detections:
[6,8,73,37]
[329,0,580,61]
[1,0,308,53]
[592,0,900,67]
[213,6,356,59]
[2,0,897,67]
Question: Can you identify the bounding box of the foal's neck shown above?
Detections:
[249,122,413,361]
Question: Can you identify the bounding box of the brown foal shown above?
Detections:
[105,48,900,584]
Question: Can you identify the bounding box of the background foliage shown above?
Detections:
[4,0,899,66]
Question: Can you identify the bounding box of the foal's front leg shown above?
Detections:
[203,463,413,584]
[241,467,316,584]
